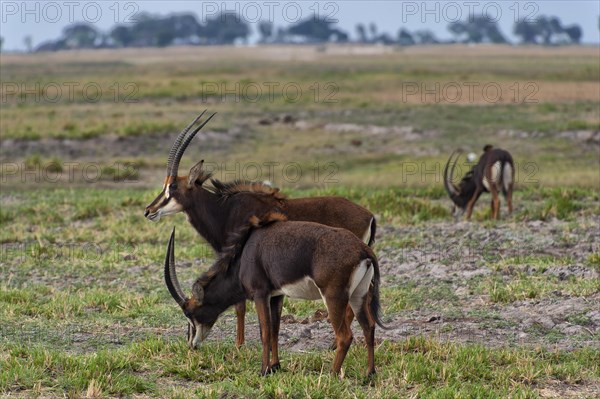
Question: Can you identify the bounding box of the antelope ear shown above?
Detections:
[192,282,204,303]
[188,160,205,188]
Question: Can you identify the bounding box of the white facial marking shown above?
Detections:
[187,319,195,346]
[158,198,183,216]
[192,324,212,348]
[192,324,201,347]
[453,207,464,221]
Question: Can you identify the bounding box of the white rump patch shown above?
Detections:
[274,259,374,314]
[483,161,502,191]
[348,259,374,315]
[362,217,374,244]
[276,276,322,300]
[503,163,513,192]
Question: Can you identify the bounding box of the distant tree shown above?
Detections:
[156,29,175,47]
[258,20,273,43]
[397,29,415,46]
[287,16,347,43]
[332,29,349,42]
[115,12,201,47]
[564,25,582,44]
[414,30,438,44]
[0,36,3,52]
[448,20,468,42]
[373,33,394,45]
[536,16,558,45]
[169,13,200,41]
[356,23,367,43]
[24,35,33,52]
[369,22,378,41]
[63,23,98,48]
[110,25,134,47]
[514,19,538,44]
[275,27,287,43]
[35,38,68,52]
[448,15,507,44]
[95,33,109,48]
[514,15,582,45]
[200,12,250,44]
[486,24,508,44]
[123,12,159,46]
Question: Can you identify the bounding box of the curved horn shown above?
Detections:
[170,112,217,178]
[164,227,187,307]
[166,110,207,176]
[443,151,461,197]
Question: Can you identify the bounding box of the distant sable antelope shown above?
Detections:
[444,145,514,220]
[144,111,376,347]
[164,212,385,376]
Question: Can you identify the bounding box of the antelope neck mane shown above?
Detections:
[192,223,249,290]
[461,169,475,182]
[208,179,286,201]
[193,211,288,290]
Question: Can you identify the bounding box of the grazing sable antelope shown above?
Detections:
[144,111,376,347]
[444,145,514,220]
[164,213,385,376]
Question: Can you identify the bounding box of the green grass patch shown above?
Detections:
[0,185,598,397]
[1,336,597,398]
[481,275,599,304]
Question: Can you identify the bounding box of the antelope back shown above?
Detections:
[284,196,374,244]
[239,221,370,295]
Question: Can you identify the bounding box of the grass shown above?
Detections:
[2,100,598,141]
[1,46,598,140]
[0,45,599,398]
[483,275,599,304]
[1,185,597,397]
[1,335,598,398]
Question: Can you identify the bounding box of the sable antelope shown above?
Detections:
[144,111,376,347]
[444,145,514,220]
[164,213,385,376]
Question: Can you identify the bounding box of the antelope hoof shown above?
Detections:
[363,370,377,386]
[260,366,275,376]
[270,362,281,372]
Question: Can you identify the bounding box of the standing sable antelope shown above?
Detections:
[444,145,514,220]
[144,111,376,347]
[164,212,385,376]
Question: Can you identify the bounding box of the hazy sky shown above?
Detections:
[1,1,599,50]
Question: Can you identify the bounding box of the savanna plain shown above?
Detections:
[0,45,599,398]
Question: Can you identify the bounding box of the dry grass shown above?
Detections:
[375,80,600,104]
[2,44,598,65]
[0,45,598,397]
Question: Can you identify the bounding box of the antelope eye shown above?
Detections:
[169,183,177,190]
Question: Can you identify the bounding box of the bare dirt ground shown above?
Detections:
[17,215,595,355]
[0,125,242,161]
[1,117,597,161]
[198,216,599,353]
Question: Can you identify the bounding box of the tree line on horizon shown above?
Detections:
[1,12,586,53]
